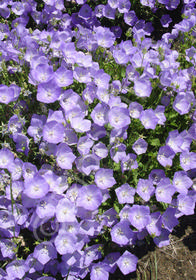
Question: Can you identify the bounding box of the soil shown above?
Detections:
[111,213,196,280]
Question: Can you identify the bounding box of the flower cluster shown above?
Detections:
[0,0,196,279]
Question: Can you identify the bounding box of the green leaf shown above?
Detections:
[150,138,160,146]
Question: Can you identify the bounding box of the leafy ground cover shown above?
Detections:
[0,0,196,279]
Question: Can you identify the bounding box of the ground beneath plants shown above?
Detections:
[111,213,196,280]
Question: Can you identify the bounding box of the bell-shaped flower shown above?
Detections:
[95,168,116,189]
[0,148,14,169]
[56,143,76,170]
[132,138,148,155]
[56,197,76,223]
[128,205,151,231]
[117,250,138,275]
[76,185,103,211]
[146,212,162,236]
[136,179,155,201]
[140,109,159,129]
[54,232,77,255]
[157,145,175,167]
[37,79,61,103]
[111,221,134,246]
[162,207,179,232]
[108,107,130,129]
[115,183,135,204]
[43,121,65,144]
[173,171,193,194]
[180,152,196,171]
[24,174,49,199]
[33,241,57,265]
[155,178,176,203]
[6,260,28,279]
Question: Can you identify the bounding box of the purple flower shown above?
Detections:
[128,205,151,231]
[70,116,91,133]
[6,260,28,279]
[128,102,143,119]
[33,241,57,265]
[22,162,38,181]
[165,130,183,153]
[0,85,15,104]
[157,145,175,167]
[137,179,155,201]
[94,4,105,18]
[177,194,195,215]
[140,109,159,129]
[37,79,61,103]
[134,78,152,97]
[0,209,15,230]
[25,254,44,274]
[35,194,57,219]
[54,66,73,87]
[95,168,116,190]
[162,207,179,231]
[110,144,126,163]
[8,114,24,135]
[56,143,76,170]
[153,228,170,247]
[94,26,115,48]
[108,107,130,129]
[155,178,176,203]
[111,221,134,245]
[0,239,16,259]
[92,142,108,159]
[76,185,103,211]
[103,252,121,273]
[77,136,94,155]
[0,149,14,169]
[117,250,138,275]
[90,262,110,280]
[73,67,91,83]
[132,138,148,155]
[140,0,155,7]
[118,0,131,13]
[54,232,77,255]
[27,114,46,143]
[78,4,92,19]
[111,26,122,38]
[180,152,196,171]
[76,154,100,175]
[173,92,192,115]
[91,103,108,126]
[173,171,193,194]
[146,212,162,236]
[94,70,111,90]
[119,205,132,222]
[24,174,49,199]
[149,169,166,185]
[12,133,30,156]
[154,105,166,125]
[87,123,107,140]
[56,197,76,223]
[6,180,23,200]
[124,11,138,26]
[115,183,135,204]
[113,48,129,64]
[180,130,193,152]
[43,121,64,144]
[121,153,138,172]
[30,63,53,84]
[82,83,97,104]
[160,14,172,27]
[108,0,119,9]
